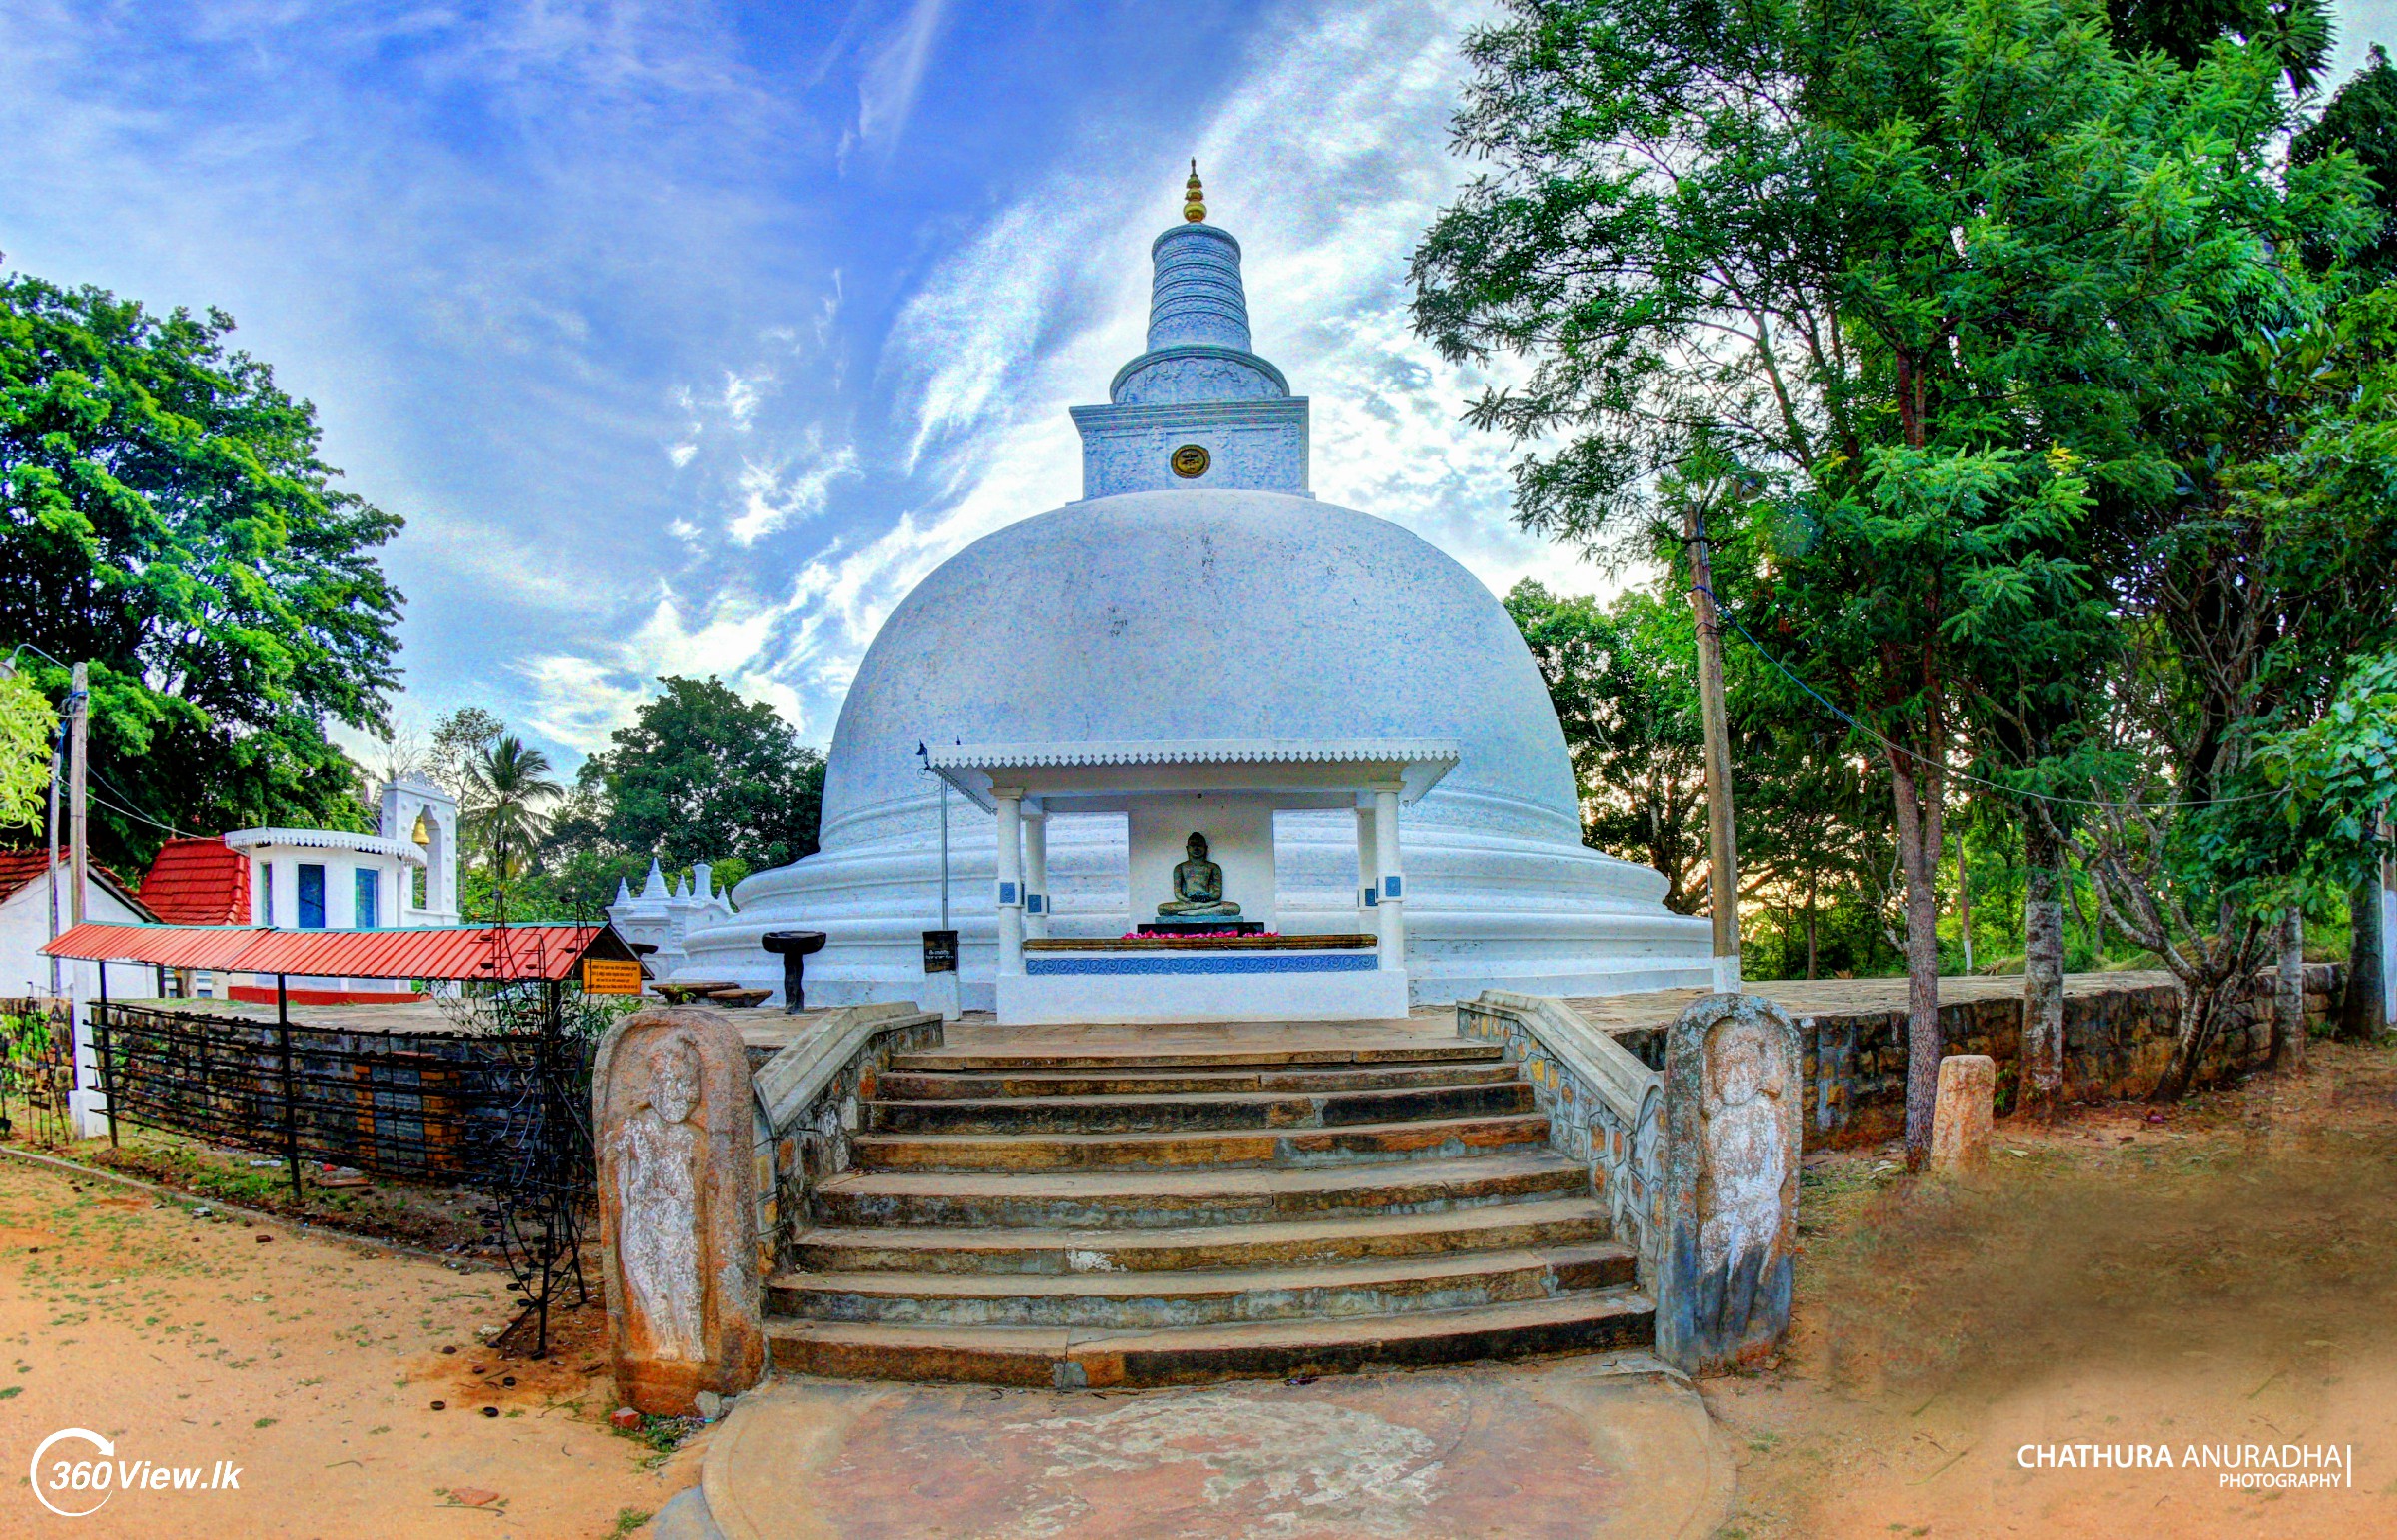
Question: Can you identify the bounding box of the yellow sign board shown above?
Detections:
[582,958,644,996]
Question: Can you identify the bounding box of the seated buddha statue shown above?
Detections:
[1157,831,1241,917]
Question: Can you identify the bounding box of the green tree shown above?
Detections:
[0,664,57,835]
[560,675,825,875]
[461,735,562,882]
[2295,47,2397,278]
[1505,579,1707,910]
[428,706,504,801]
[0,273,403,864]
[1412,0,2352,1157]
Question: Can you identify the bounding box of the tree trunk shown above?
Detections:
[1805,868,1820,981]
[2339,876,2386,1042]
[2021,817,2065,1118]
[1890,755,1945,1167]
[2152,983,2221,1104]
[2272,908,2306,1071]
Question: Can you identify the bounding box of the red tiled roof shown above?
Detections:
[41,922,646,983]
[0,849,155,920]
[138,838,253,925]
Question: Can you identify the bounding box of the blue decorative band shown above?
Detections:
[998,881,1018,905]
[1025,953,1380,976]
[1383,875,1403,899]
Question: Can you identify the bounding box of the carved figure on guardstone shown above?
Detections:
[595,1005,763,1414]
[608,1033,705,1359]
[1657,993,1801,1374]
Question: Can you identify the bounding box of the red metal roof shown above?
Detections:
[138,838,253,926]
[41,922,645,982]
[0,848,155,920]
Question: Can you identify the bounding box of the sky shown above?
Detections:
[4,0,2394,773]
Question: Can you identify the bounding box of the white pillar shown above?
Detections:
[1023,810,1050,939]
[1372,784,1405,970]
[995,789,1026,977]
[1353,802,1379,934]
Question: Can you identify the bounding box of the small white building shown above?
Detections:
[0,851,157,1000]
[216,772,461,1001]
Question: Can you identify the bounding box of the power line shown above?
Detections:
[1692,581,2287,814]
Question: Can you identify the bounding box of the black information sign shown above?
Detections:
[921,929,959,975]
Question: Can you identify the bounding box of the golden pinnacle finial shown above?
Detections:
[1184,159,1205,223]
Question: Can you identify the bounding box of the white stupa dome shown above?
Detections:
[677,179,1709,1009]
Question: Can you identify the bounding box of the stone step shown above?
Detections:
[768,1241,1636,1328]
[790,1197,1614,1276]
[766,1288,1655,1388]
[850,1114,1553,1173]
[873,1060,1522,1100]
[886,1038,1506,1073]
[791,1196,1614,1275]
[864,1080,1535,1136]
[810,1151,1585,1230]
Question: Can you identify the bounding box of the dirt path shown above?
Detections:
[0,1155,702,1538]
[1711,1038,2397,1538]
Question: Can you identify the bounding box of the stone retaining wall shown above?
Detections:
[1592,966,2342,1151]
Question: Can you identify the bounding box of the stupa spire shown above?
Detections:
[1066,169,1310,498]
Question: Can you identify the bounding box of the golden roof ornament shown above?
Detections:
[1183,159,1205,223]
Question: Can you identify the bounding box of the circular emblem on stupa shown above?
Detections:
[1170,444,1210,478]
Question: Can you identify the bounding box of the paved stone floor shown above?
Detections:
[692,1353,1731,1540]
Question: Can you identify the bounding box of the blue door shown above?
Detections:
[298,864,326,929]
[355,868,380,929]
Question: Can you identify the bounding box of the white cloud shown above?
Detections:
[850,0,948,165]
[764,0,1605,727]
[727,435,862,546]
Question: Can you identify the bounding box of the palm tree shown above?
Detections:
[461,735,562,882]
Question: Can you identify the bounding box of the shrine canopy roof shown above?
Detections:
[40,922,646,983]
[923,737,1462,814]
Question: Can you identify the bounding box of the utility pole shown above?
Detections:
[1683,502,1742,995]
[1957,828,1974,976]
[69,661,90,926]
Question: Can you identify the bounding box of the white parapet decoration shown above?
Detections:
[609,861,737,987]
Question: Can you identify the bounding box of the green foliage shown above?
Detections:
[0,272,402,865]
[460,734,561,882]
[563,675,825,873]
[1504,579,1706,909]
[427,706,503,800]
[0,667,57,833]
[2294,46,2397,277]
[2260,649,2397,869]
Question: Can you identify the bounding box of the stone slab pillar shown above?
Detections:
[1656,993,1801,1375]
[1354,802,1379,932]
[1930,1054,1996,1173]
[1371,784,1404,970]
[994,788,1026,976]
[595,1005,764,1415]
[1023,810,1049,940]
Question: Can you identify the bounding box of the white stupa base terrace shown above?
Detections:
[998,945,1409,1024]
[676,800,1711,1019]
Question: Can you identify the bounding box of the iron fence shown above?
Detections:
[89,1001,589,1192]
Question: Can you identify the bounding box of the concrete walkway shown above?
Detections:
[681,1353,1732,1540]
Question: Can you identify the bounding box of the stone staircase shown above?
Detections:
[765,1025,1654,1387]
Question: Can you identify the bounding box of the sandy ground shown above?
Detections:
[0,1155,702,1539]
[5,1033,2394,1538]
[1710,1037,2397,1539]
